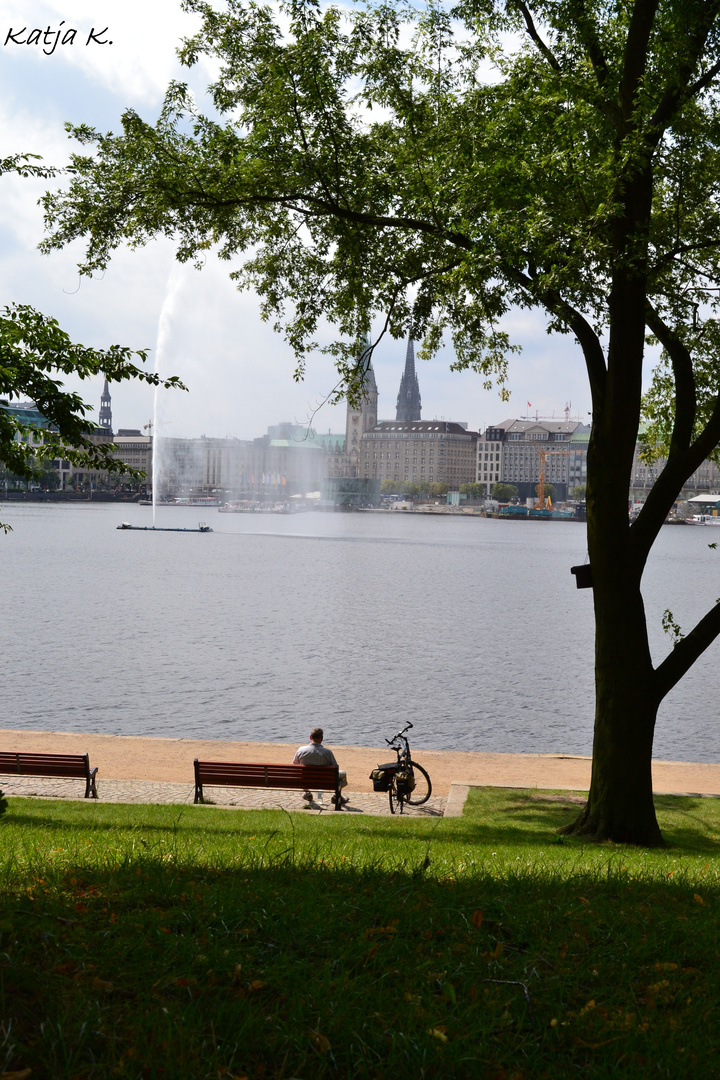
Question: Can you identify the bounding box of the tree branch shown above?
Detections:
[685,56,720,102]
[655,600,720,700]
[568,0,610,89]
[511,266,607,406]
[648,5,720,138]
[150,179,479,251]
[619,0,660,120]
[510,1,561,71]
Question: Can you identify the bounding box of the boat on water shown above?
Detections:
[685,514,720,526]
[138,497,220,507]
[173,497,220,507]
[219,500,294,514]
[117,522,213,533]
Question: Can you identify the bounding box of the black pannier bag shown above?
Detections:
[370,763,397,792]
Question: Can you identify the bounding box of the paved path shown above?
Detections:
[0,776,446,817]
[5,730,720,798]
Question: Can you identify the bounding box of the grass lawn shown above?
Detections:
[1,787,720,1078]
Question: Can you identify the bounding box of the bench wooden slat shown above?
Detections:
[193,759,341,807]
[0,752,98,798]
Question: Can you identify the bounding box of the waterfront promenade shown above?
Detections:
[3,728,720,815]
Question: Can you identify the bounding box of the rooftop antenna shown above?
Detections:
[564,401,571,422]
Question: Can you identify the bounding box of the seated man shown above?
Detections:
[293,727,348,806]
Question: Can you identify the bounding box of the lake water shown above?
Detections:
[2,502,720,762]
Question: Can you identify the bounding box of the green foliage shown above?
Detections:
[0,304,185,481]
[0,790,6,817]
[491,482,519,501]
[460,481,485,499]
[570,485,586,501]
[662,608,685,645]
[40,0,720,399]
[535,482,556,500]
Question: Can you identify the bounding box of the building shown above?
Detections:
[62,384,148,490]
[111,430,153,484]
[360,421,477,486]
[0,399,60,485]
[631,438,720,501]
[476,419,591,501]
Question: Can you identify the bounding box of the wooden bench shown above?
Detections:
[0,752,98,799]
[193,760,342,808]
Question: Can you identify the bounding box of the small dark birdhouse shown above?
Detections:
[571,564,593,589]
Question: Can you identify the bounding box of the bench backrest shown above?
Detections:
[194,760,338,790]
[0,752,90,778]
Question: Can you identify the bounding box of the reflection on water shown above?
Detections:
[2,503,719,762]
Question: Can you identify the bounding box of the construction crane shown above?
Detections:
[531,442,571,509]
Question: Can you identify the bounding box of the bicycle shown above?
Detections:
[370,722,432,814]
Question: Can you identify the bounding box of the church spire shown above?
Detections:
[99,377,113,438]
[396,336,421,421]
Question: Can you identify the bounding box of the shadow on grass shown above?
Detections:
[2,856,720,1079]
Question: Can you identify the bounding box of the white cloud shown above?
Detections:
[1,0,204,103]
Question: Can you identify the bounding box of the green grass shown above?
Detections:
[2,788,720,1078]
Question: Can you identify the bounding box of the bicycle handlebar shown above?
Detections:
[385,721,414,746]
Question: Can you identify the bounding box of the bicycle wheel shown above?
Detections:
[388,780,404,815]
[406,762,432,805]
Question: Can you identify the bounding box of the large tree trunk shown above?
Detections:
[563,576,663,845]
[562,333,664,844]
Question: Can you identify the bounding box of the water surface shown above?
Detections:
[2,503,718,761]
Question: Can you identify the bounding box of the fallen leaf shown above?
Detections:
[308,1030,331,1053]
[428,1027,448,1043]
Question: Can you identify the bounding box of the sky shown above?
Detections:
[0,0,595,441]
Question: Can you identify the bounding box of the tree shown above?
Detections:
[535,482,556,502]
[0,304,183,482]
[36,458,61,491]
[460,482,485,500]
[40,0,720,844]
[492,483,519,502]
[571,486,587,502]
